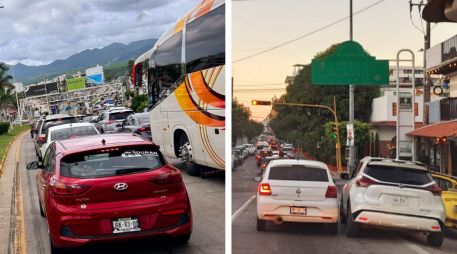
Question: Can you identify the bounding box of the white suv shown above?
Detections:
[340,157,445,247]
[256,159,339,233]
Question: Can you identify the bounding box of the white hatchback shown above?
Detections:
[256,159,339,233]
[340,157,445,247]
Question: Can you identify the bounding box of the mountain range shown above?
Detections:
[9,38,157,84]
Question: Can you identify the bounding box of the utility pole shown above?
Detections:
[424,15,431,122]
[348,0,355,173]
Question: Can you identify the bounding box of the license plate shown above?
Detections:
[391,196,409,206]
[112,217,140,234]
[290,206,306,215]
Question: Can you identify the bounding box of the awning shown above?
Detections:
[407,120,457,138]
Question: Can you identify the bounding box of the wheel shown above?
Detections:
[257,218,266,231]
[175,233,191,245]
[427,231,444,247]
[340,199,347,224]
[346,202,360,237]
[178,135,200,176]
[326,223,338,234]
[39,201,45,217]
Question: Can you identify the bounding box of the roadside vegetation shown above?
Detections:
[0,125,30,160]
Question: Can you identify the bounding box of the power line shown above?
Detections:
[233,0,386,64]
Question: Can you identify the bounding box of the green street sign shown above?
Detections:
[311,41,389,86]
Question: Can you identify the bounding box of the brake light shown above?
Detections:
[325,185,338,198]
[356,175,377,187]
[425,183,442,196]
[152,168,182,185]
[38,136,45,143]
[51,182,90,195]
[138,127,150,132]
[258,183,272,195]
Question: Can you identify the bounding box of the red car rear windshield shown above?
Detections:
[269,165,328,181]
[60,145,165,179]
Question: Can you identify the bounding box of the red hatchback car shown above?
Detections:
[27,133,192,253]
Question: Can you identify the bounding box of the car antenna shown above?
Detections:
[102,139,106,146]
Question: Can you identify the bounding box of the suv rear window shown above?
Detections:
[365,165,433,185]
[50,126,98,141]
[41,118,77,134]
[60,145,165,178]
[109,111,133,120]
[269,165,328,181]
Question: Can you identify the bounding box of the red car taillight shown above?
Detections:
[138,127,150,132]
[51,182,90,195]
[356,175,377,187]
[258,183,272,196]
[38,136,45,143]
[152,169,182,185]
[325,185,338,198]
[425,183,442,196]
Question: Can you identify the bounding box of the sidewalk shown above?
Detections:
[0,133,25,254]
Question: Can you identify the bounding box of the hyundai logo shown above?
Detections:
[296,188,301,195]
[114,183,128,191]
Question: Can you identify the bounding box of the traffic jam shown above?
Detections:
[232,135,457,253]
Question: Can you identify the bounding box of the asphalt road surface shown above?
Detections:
[17,135,225,254]
[232,156,457,254]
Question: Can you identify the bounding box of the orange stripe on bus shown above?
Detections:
[175,83,224,127]
[195,0,215,19]
[174,17,186,33]
[190,72,225,109]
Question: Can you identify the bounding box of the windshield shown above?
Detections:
[41,118,77,134]
[60,145,165,179]
[50,126,98,141]
[109,111,133,120]
[269,165,329,182]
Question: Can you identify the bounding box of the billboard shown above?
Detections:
[85,65,104,85]
[24,82,58,97]
[66,77,86,91]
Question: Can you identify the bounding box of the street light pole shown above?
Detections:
[11,57,28,126]
[348,0,355,173]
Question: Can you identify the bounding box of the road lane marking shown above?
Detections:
[232,195,256,222]
[16,135,27,254]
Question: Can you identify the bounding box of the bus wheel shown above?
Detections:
[179,135,200,176]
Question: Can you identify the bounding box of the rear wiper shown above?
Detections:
[115,167,150,175]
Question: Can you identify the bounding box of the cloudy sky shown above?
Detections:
[233,0,457,120]
[0,0,200,66]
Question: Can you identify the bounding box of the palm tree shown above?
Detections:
[0,63,16,121]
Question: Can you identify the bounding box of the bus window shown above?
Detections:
[155,32,183,87]
[185,5,225,73]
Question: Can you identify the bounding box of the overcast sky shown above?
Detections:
[0,0,200,66]
[233,0,457,121]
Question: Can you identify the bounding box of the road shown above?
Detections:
[232,156,457,254]
[6,133,224,254]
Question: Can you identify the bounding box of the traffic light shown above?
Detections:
[251,100,272,106]
[329,122,338,139]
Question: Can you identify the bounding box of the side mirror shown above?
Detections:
[340,172,350,180]
[26,161,43,170]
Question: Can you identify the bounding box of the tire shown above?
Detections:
[257,218,266,231]
[175,233,191,245]
[39,201,45,217]
[427,231,444,247]
[326,223,338,235]
[178,135,199,176]
[346,202,360,237]
[340,199,347,224]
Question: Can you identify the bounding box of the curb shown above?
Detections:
[0,131,28,177]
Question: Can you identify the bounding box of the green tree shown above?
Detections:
[232,99,263,145]
[131,94,148,113]
[269,44,379,163]
[0,63,16,119]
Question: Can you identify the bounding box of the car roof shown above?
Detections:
[56,133,152,153]
[44,114,74,121]
[362,157,427,171]
[47,123,96,132]
[269,159,328,169]
[132,112,149,118]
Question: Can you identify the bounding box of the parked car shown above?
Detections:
[256,159,338,233]
[40,123,99,160]
[27,133,192,253]
[340,157,445,247]
[242,144,255,155]
[30,119,42,138]
[232,150,242,168]
[95,108,134,133]
[233,148,244,164]
[34,114,78,161]
[431,172,457,230]
[117,112,152,141]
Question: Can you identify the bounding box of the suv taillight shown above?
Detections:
[38,136,45,143]
[325,185,337,198]
[425,183,442,196]
[356,175,377,187]
[258,183,272,195]
[51,182,90,195]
